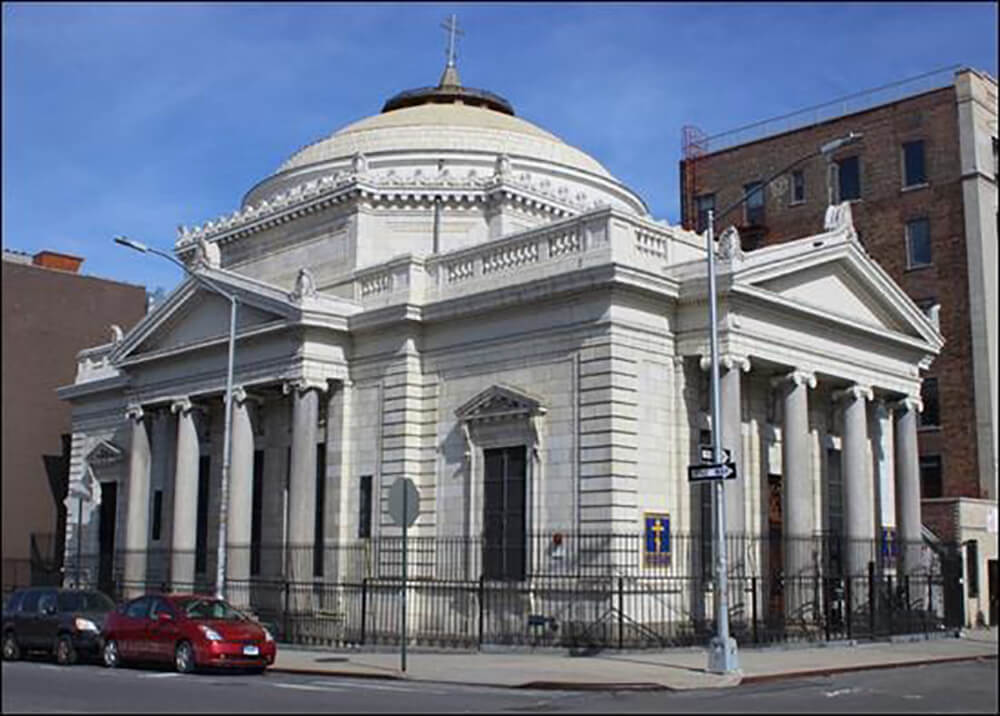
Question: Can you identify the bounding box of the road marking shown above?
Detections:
[140,672,180,678]
[823,687,858,698]
[272,683,348,693]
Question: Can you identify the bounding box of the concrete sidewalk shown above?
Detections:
[270,628,998,691]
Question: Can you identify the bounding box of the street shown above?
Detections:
[2,656,996,713]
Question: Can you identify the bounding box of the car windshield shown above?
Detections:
[177,598,247,621]
[57,591,115,612]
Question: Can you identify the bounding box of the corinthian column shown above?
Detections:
[893,395,923,577]
[771,369,816,619]
[124,404,151,598]
[170,398,200,592]
[284,379,321,594]
[721,356,750,540]
[835,383,875,581]
[226,387,255,606]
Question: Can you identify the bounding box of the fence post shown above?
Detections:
[477,574,485,650]
[751,576,758,644]
[887,573,894,635]
[618,576,624,650]
[845,575,853,641]
[283,578,290,642]
[868,561,876,638]
[926,573,932,636]
[360,577,368,646]
[823,576,831,642]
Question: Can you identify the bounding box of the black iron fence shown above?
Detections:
[4,532,964,650]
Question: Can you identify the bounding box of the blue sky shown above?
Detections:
[3,1,997,293]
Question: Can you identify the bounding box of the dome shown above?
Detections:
[274,103,615,180]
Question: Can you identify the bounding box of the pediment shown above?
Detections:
[138,290,284,354]
[736,239,941,348]
[755,263,910,333]
[86,440,123,466]
[455,385,547,423]
[110,271,300,364]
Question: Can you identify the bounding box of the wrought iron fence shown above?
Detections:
[7,532,962,649]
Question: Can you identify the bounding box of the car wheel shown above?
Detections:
[2,632,20,661]
[102,639,120,668]
[55,635,78,666]
[174,641,195,674]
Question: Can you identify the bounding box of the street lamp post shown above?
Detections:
[702,131,862,674]
[114,236,238,600]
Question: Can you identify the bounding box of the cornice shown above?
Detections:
[175,168,617,253]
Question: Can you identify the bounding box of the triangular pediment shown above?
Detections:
[733,235,942,349]
[86,440,123,466]
[456,385,546,422]
[755,262,909,333]
[110,269,301,364]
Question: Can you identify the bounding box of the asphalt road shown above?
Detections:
[2,656,997,713]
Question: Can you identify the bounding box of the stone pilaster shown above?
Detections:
[124,404,151,598]
[834,383,875,580]
[170,398,200,592]
[324,380,350,582]
[893,395,923,577]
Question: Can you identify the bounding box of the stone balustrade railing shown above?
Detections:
[346,209,705,309]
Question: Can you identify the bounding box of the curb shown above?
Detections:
[739,653,998,685]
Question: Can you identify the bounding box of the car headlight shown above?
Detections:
[74,618,99,632]
[199,625,223,641]
[263,628,274,642]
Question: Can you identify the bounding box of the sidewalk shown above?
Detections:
[270,627,998,691]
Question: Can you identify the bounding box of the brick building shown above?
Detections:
[680,67,997,625]
[1,249,146,591]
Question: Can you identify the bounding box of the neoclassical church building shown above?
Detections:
[59,52,944,641]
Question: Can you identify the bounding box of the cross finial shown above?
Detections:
[441,14,463,68]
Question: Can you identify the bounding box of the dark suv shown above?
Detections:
[2,587,116,665]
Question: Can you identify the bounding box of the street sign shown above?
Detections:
[388,477,420,527]
[700,445,732,464]
[688,462,737,482]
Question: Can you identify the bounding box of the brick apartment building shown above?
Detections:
[1,249,146,591]
[679,67,997,625]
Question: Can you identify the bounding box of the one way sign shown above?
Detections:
[700,445,732,464]
[687,462,737,482]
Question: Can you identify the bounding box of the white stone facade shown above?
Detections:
[59,72,944,629]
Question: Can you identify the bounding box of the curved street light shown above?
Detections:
[702,131,863,674]
[114,236,237,601]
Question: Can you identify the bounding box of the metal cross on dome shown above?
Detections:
[441,14,464,68]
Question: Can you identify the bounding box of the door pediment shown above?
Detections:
[456,385,547,423]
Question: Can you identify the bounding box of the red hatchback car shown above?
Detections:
[101,593,276,674]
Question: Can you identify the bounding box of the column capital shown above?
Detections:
[832,383,874,403]
[170,397,199,415]
[282,378,326,396]
[231,386,263,406]
[698,354,751,373]
[892,395,924,414]
[770,369,817,391]
[125,403,144,421]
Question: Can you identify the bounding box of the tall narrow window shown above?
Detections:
[791,170,805,204]
[902,140,926,187]
[313,443,326,578]
[250,450,264,576]
[358,475,373,539]
[195,455,211,574]
[919,455,943,498]
[837,156,861,201]
[906,218,932,268]
[151,490,163,541]
[483,446,527,581]
[695,193,715,233]
[744,181,765,225]
[920,377,940,428]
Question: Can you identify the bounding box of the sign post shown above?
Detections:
[388,477,419,673]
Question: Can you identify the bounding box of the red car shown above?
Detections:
[101,593,276,674]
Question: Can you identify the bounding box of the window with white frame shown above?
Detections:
[695,193,715,233]
[906,218,932,268]
[836,156,861,201]
[744,181,765,225]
